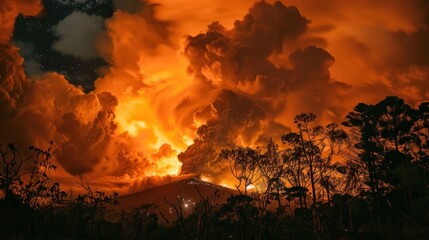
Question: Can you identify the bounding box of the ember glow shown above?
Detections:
[1,0,428,194]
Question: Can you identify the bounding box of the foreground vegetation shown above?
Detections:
[1,96,429,239]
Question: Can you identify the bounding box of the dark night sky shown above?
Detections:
[13,0,115,91]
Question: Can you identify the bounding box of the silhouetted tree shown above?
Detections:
[256,139,286,210]
[343,97,423,220]
[220,145,261,196]
[281,113,348,239]
[3,96,429,239]
[0,142,69,238]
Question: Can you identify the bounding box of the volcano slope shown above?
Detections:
[114,177,237,222]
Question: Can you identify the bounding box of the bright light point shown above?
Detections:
[246,184,255,190]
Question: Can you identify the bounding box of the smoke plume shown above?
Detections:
[1,0,428,193]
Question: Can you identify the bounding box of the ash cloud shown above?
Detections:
[0,0,172,190]
[2,0,429,193]
[0,0,42,112]
[54,91,118,174]
[178,1,345,177]
[285,0,429,106]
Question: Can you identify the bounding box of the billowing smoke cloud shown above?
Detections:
[0,0,178,193]
[1,0,428,193]
[0,45,26,114]
[286,0,429,106]
[177,1,348,177]
[0,0,42,113]
[0,0,121,176]
[54,91,118,174]
[179,90,266,174]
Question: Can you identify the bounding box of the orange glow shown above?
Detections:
[1,0,428,194]
[0,0,43,42]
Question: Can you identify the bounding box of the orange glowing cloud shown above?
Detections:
[1,0,428,193]
[0,0,43,43]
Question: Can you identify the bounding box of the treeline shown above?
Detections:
[1,96,428,239]
[0,142,122,239]
[215,96,429,240]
